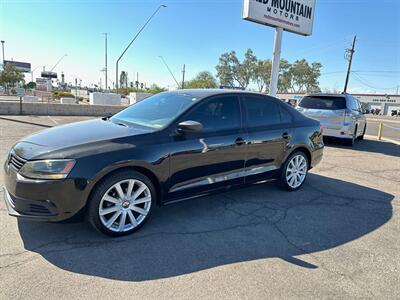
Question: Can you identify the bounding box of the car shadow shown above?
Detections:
[324,137,399,157]
[17,174,393,282]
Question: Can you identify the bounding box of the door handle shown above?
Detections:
[235,137,245,146]
[282,132,291,139]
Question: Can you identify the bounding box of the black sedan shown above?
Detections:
[3,90,324,236]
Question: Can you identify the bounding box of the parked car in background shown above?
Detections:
[296,93,367,146]
[4,90,324,236]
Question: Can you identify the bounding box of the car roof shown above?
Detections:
[306,93,347,98]
[172,89,266,99]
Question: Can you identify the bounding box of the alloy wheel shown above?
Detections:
[285,155,307,189]
[99,179,152,233]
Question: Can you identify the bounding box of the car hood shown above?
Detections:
[12,118,154,160]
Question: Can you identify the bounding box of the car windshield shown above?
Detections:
[111,92,200,129]
[299,96,347,110]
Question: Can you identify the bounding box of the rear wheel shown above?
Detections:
[345,126,357,146]
[357,124,366,140]
[279,151,309,191]
[87,170,155,237]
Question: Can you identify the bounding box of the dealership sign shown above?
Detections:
[243,0,316,36]
[4,60,31,73]
[41,71,58,79]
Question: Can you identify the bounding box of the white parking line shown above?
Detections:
[47,116,59,125]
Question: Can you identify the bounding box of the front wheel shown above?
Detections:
[87,170,155,237]
[279,151,309,191]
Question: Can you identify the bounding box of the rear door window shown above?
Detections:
[299,96,347,110]
[244,95,281,128]
[279,106,293,124]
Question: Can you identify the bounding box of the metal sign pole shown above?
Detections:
[269,27,283,97]
[19,96,22,115]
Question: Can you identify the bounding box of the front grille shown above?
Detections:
[8,152,27,171]
[7,192,16,208]
[29,204,51,215]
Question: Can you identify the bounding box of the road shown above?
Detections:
[366,115,400,142]
[0,116,399,299]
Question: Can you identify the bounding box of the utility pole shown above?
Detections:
[182,64,186,89]
[0,40,4,64]
[103,33,108,92]
[343,35,357,93]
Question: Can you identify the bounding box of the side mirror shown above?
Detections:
[176,120,202,134]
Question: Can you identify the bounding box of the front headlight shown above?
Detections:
[19,159,76,180]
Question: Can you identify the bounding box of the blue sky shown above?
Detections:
[1,0,399,93]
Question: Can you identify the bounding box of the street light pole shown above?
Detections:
[159,56,180,88]
[50,54,68,72]
[30,66,40,82]
[115,4,166,94]
[103,33,108,91]
[182,64,186,89]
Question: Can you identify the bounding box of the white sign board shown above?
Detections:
[16,87,25,97]
[243,0,316,36]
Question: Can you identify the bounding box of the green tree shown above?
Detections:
[236,49,257,89]
[25,81,37,89]
[216,49,256,89]
[253,59,272,92]
[277,59,322,93]
[289,59,322,93]
[0,64,25,92]
[215,52,235,87]
[147,84,167,94]
[186,71,218,89]
[278,59,293,93]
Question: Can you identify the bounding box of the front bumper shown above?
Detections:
[3,163,88,222]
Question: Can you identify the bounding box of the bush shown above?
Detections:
[53,91,74,99]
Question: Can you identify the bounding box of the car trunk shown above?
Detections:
[300,108,346,129]
[297,96,347,129]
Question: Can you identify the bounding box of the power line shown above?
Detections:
[352,73,399,90]
[352,70,400,73]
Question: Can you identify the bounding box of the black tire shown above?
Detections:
[278,151,309,191]
[344,127,357,146]
[357,124,366,140]
[87,170,156,237]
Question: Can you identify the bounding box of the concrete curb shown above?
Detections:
[365,135,400,145]
[0,101,125,117]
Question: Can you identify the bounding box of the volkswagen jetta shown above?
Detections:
[3,90,324,236]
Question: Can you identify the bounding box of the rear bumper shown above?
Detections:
[322,127,354,139]
[310,147,323,168]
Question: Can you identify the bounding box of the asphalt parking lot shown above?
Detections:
[0,115,399,299]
